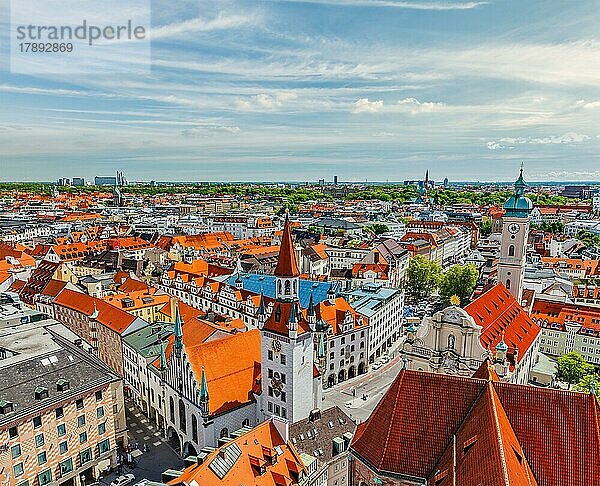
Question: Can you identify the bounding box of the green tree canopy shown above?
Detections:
[479,220,492,237]
[364,223,389,236]
[439,264,479,307]
[405,255,442,304]
[557,352,595,387]
[574,373,600,397]
[576,230,600,249]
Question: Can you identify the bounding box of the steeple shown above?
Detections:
[306,291,316,328]
[503,165,532,218]
[173,303,183,358]
[199,366,210,420]
[275,213,299,278]
[275,213,300,301]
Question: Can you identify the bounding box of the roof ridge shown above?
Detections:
[488,382,511,486]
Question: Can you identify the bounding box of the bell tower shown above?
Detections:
[498,167,532,303]
[275,213,300,301]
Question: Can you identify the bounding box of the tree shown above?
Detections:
[479,220,492,237]
[574,373,600,397]
[439,264,479,307]
[405,255,442,304]
[364,223,389,236]
[576,230,600,249]
[557,352,595,388]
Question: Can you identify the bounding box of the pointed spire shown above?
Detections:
[275,213,299,278]
[173,303,183,357]
[257,290,266,316]
[200,366,209,403]
[307,290,316,317]
[89,302,99,319]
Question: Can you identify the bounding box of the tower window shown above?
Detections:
[506,279,511,290]
[508,245,515,257]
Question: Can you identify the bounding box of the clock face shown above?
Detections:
[508,223,520,234]
[272,339,282,353]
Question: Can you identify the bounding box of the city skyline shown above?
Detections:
[1,0,600,181]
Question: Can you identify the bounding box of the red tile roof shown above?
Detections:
[465,283,541,366]
[351,369,600,486]
[274,217,299,278]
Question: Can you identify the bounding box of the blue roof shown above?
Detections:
[226,273,331,308]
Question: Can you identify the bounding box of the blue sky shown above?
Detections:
[0,0,599,182]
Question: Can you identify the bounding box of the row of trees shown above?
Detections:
[576,230,600,250]
[405,255,479,308]
[557,352,599,396]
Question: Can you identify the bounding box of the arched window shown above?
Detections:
[169,396,175,423]
[220,428,229,438]
[293,280,297,293]
[178,399,186,433]
[278,281,282,294]
[284,280,291,295]
[506,279,511,290]
[191,414,198,443]
[508,245,515,257]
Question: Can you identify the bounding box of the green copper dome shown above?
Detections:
[503,168,532,217]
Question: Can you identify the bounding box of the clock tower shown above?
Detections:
[259,214,318,423]
[498,168,532,303]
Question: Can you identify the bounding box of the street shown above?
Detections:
[98,402,183,485]
[323,353,405,424]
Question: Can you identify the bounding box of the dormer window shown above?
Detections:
[35,387,49,400]
[56,379,70,392]
[0,400,14,415]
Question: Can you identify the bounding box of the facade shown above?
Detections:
[0,297,125,486]
[205,215,275,239]
[53,289,147,376]
[497,169,533,302]
[403,283,541,384]
[349,369,600,486]
[290,407,355,486]
[343,285,404,364]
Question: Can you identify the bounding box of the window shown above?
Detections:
[268,350,273,360]
[11,444,21,459]
[506,279,511,290]
[281,407,287,418]
[14,463,24,478]
[57,424,66,437]
[59,441,68,454]
[38,469,53,486]
[78,415,86,427]
[55,407,64,419]
[60,458,73,475]
[281,391,286,402]
[98,438,110,454]
[220,428,229,438]
[35,433,45,447]
[97,406,104,418]
[79,432,88,443]
[76,398,84,409]
[98,422,106,435]
[95,390,103,401]
[508,245,515,257]
[268,401,273,412]
[38,451,47,464]
[33,416,42,428]
[80,448,93,464]
[8,426,18,438]
[281,354,286,365]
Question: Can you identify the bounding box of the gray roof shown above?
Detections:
[290,407,355,463]
[0,319,119,426]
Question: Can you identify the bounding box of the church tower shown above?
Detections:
[260,214,318,423]
[498,167,532,303]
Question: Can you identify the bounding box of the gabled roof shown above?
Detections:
[465,283,541,365]
[350,369,600,486]
[169,420,306,486]
[263,301,311,337]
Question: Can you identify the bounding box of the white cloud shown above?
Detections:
[576,99,600,109]
[487,132,591,150]
[353,98,384,113]
[235,92,298,111]
[397,97,446,114]
[151,14,255,39]
[181,125,240,137]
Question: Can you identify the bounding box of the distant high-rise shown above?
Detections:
[334,175,338,185]
[71,177,85,186]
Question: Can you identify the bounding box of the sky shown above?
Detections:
[0,0,599,183]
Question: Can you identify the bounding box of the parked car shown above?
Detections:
[110,474,135,486]
[372,362,382,370]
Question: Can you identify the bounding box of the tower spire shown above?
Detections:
[275,213,299,278]
[173,303,183,358]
